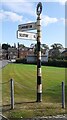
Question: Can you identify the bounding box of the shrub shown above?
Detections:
[42,60,67,67]
[16,58,27,64]
[15,58,67,67]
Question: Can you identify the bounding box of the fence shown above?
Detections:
[0,79,65,110]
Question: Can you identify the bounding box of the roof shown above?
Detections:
[61,50,67,54]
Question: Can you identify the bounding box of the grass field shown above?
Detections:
[1,63,66,118]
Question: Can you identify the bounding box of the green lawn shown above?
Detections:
[1,63,66,118]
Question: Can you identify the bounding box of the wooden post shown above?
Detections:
[62,81,65,108]
[10,79,14,109]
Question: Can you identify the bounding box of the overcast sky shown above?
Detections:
[0,0,67,48]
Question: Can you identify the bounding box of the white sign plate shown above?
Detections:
[18,22,37,31]
[17,31,37,41]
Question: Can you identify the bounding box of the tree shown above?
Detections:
[51,43,63,50]
[41,44,49,50]
[18,44,25,49]
[2,43,11,50]
[30,43,35,48]
[50,43,64,60]
[34,43,49,55]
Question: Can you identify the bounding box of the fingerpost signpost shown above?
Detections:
[36,2,42,102]
[17,2,42,102]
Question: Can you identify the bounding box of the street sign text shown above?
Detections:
[18,22,37,31]
[17,31,37,41]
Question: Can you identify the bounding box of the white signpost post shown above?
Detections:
[17,31,37,40]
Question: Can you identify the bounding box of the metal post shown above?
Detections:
[10,79,14,109]
[6,49,8,60]
[36,2,42,102]
[62,81,65,108]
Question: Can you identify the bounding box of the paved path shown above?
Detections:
[0,60,9,120]
[0,60,9,69]
[0,115,66,120]
[0,114,8,120]
[33,115,67,120]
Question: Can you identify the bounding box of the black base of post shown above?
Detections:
[36,93,42,102]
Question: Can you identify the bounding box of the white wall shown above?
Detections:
[27,55,48,63]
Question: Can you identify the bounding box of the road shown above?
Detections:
[0,60,9,69]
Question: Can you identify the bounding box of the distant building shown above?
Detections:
[8,47,18,59]
[19,47,34,58]
[26,55,48,63]
[1,43,49,61]
[61,49,67,59]
[26,50,48,63]
[2,49,7,59]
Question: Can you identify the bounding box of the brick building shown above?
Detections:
[18,47,34,58]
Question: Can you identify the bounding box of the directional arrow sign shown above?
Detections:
[18,22,37,31]
[17,31,37,41]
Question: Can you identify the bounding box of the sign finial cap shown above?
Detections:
[36,2,42,15]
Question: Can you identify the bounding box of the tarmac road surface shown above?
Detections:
[0,60,9,69]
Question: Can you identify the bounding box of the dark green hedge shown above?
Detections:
[16,59,67,67]
[16,58,27,64]
[42,60,67,67]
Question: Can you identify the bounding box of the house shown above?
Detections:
[61,49,67,59]
[19,47,34,58]
[26,50,48,63]
[2,49,7,59]
[1,43,49,60]
[26,55,48,63]
[8,47,18,59]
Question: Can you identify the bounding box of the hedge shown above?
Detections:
[16,59,67,67]
[42,60,67,67]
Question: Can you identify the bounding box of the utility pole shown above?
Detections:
[18,42,19,58]
[36,2,42,102]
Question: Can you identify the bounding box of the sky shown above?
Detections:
[0,0,67,48]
